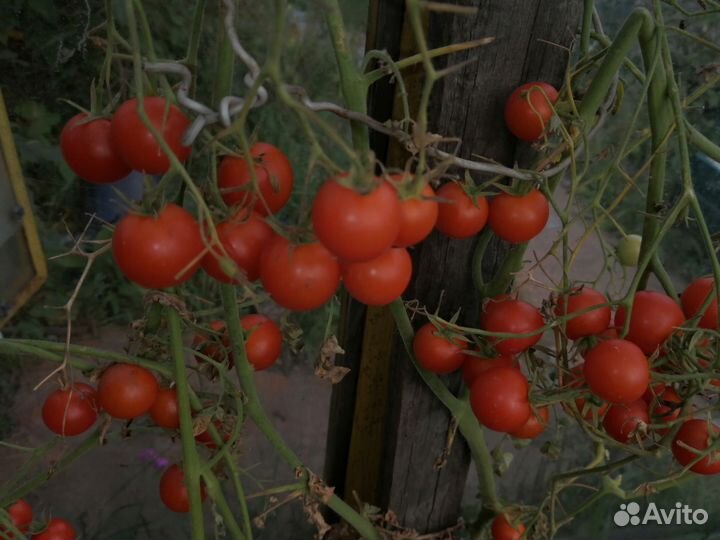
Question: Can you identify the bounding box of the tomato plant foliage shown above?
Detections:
[2,1,720,539]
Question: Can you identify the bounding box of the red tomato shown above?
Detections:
[193,321,232,367]
[111,97,190,174]
[240,314,282,370]
[60,114,130,184]
[202,211,273,283]
[481,297,544,355]
[434,183,488,239]
[393,181,438,247]
[504,81,558,142]
[42,382,98,436]
[217,143,294,215]
[648,386,682,436]
[470,366,531,432]
[681,277,718,330]
[583,339,648,404]
[259,236,340,311]
[510,406,550,439]
[98,363,159,419]
[311,178,401,262]
[555,287,611,340]
[4,499,32,536]
[491,514,526,540]
[461,354,518,387]
[614,291,684,354]
[32,518,75,540]
[159,464,206,513]
[342,248,412,306]
[149,387,180,429]
[112,204,205,289]
[488,189,549,244]
[603,399,649,443]
[412,323,466,374]
[672,419,720,475]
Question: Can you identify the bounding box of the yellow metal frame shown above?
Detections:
[0,89,47,328]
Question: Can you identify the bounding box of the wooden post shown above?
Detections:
[325,0,582,533]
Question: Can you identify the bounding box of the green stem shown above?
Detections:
[219,285,380,539]
[2,339,172,377]
[389,299,501,512]
[212,0,235,107]
[200,471,246,540]
[185,0,207,74]
[687,123,720,162]
[167,308,206,540]
[323,0,369,157]
[0,431,100,507]
[578,8,654,125]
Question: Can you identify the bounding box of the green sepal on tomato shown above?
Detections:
[488,189,549,244]
[434,182,489,239]
[412,322,466,374]
[390,174,439,247]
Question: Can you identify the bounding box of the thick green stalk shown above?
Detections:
[323,0,369,157]
[3,339,172,377]
[389,299,501,511]
[580,0,594,56]
[212,0,235,107]
[637,13,670,289]
[578,9,654,125]
[167,308,206,540]
[186,0,207,71]
[687,123,720,162]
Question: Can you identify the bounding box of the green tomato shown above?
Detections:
[617,234,642,267]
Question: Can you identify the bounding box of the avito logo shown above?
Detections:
[613,502,709,527]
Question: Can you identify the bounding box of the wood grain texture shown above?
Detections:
[327,0,581,533]
[381,1,582,532]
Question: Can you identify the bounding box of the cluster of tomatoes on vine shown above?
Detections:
[7,81,561,538]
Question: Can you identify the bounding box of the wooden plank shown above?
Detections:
[378,1,582,532]
[0,89,47,327]
[327,0,582,533]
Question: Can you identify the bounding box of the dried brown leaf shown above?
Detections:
[315,336,350,384]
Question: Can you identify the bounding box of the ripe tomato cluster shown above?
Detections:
[60,97,191,185]
[413,278,720,479]
[1,500,75,540]
[38,313,282,514]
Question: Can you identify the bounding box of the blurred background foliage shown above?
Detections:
[583,0,720,286]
